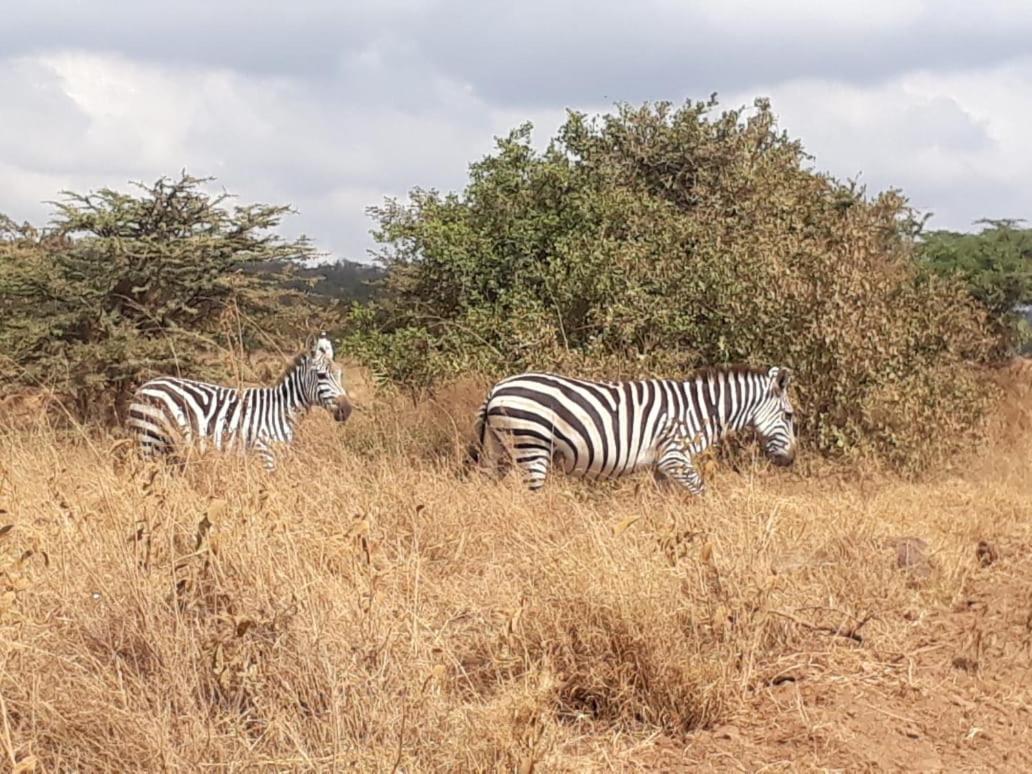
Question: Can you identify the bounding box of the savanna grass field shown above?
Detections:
[2,355,1032,771]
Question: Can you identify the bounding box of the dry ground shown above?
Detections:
[1,362,1031,772]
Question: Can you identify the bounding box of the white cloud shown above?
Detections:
[699,0,927,30]
[0,50,577,259]
[0,2,1030,260]
[727,56,1032,229]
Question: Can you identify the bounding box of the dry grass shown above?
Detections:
[1,361,1031,771]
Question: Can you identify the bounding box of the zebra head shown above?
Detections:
[306,334,352,423]
[751,366,796,467]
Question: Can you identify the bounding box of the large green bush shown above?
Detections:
[346,98,998,472]
[0,175,322,421]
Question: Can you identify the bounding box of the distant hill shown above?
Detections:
[246,259,384,303]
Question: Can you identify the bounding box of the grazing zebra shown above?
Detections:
[126,335,351,471]
[470,365,796,494]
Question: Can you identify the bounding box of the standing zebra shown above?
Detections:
[127,335,351,471]
[470,365,796,494]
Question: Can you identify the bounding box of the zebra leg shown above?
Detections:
[255,438,277,472]
[130,423,170,460]
[500,431,554,491]
[480,421,539,482]
[133,431,185,471]
[138,439,188,473]
[135,436,159,460]
[515,449,551,491]
[655,448,705,496]
[483,419,551,490]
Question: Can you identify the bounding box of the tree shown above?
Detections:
[916,219,1032,354]
[347,98,997,471]
[244,258,385,304]
[0,174,318,421]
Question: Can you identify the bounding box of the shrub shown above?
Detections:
[347,97,998,472]
[0,175,325,421]
[916,219,1032,356]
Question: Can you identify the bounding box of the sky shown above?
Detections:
[1,0,1030,263]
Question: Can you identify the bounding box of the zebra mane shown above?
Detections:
[687,363,769,382]
[275,352,313,385]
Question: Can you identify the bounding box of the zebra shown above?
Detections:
[126,334,351,471]
[469,365,796,494]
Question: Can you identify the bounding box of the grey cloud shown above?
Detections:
[405,2,1032,107]
[0,45,514,259]
[0,1,382,77]
[0,2,1029,260]
[4,1,1032,108]
[897,97,992,153]
[905,174,1027,231]
[0,59,91,170]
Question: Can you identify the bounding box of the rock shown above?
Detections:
[894,537,929,570]
[712,724,742,741]
[975,540,998,567]
[952,655,978,673]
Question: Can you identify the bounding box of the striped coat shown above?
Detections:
[127,336,351,470]
[471,365,796,493]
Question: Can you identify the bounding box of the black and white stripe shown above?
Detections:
[127,335,351,470]
[471,365,796,493]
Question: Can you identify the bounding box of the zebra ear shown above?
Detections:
[313,332,334,362]
[769,367,791,395]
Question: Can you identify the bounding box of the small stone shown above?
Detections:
[952,655,978,673]
[712,724,741,741]
[975,540,998,567]
[894,537,929,570]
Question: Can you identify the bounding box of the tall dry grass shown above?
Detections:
[0,361,1030,771]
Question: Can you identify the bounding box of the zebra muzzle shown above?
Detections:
[333,398,353,423]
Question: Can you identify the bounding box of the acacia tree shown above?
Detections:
[917,219,1032,354]
[347,98,997,471]
[0,174,318,420]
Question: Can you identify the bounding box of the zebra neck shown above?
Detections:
[678,373,757,443]
[274,368,310,424]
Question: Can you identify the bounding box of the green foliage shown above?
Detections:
[349,98,998,472]
[1018,311,1032,355]
[0,174,318,420]
[245,258,384,304]
[916,219,1032,354]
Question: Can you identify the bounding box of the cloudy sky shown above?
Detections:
[1,1,1030,262]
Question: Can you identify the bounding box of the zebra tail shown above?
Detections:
[465,399,489,467]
